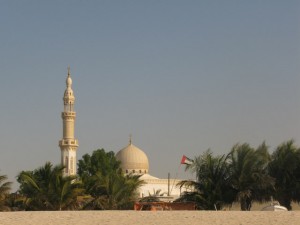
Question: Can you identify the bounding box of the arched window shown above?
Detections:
[139,170,142,173]
[65,156,69,173]
[126,170,128,174]
[133,170,135,173]
[70,157,74,174]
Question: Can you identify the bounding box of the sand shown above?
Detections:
[0,211,299,225]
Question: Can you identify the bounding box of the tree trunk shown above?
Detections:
[240,198,251,211]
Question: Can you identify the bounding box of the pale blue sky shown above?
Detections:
[0,1,300,190]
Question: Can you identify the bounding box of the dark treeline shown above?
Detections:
[177,140,300,211]
[1,149,144,211]
[0,140,300,211]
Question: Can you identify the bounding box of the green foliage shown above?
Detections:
[0,174,12,211]
[179,143,274,211]
[227,142,274,210]
[11,140,300,211]
[77,149,144,210]
[178,150,234,210]
[139,189,167,203]
[268,140,300,210]
[17,162,84,210]
[4,193,25,211]
[78,149,120,178]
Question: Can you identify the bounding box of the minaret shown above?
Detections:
[59,67,79,176]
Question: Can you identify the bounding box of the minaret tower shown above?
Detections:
[59,67,79,176]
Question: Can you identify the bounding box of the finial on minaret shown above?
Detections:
[66,66,73,88]
[67,66,70,76]
[129,134,132,145]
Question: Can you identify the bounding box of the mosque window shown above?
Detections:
[139,170,142,173]
[133,170,135,173]
[70,157,74,174]
[65,156,69,173]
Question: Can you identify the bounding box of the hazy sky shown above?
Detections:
[1,1,300,190]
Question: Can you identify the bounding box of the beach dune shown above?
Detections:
[1,211,299,225]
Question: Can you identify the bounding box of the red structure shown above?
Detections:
[134,202,196,211]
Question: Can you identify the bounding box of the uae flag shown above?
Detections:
[181,155,193,165]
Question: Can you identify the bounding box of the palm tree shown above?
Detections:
[78,149,145,210]
[268,140,300,210]
[17,162,84,210]
[4,193,25,211]
[83,171,144,210]
[49,172,84,210]
[148,189,167,197]
[139,189,167,203]
[227,142,274,210]
[178,150,234,210]
[0,174,12,211]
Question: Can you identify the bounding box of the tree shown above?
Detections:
[139,189,167,203]
[178,150,234,210]
[268,140,300,210]
[78,149,144,210]
[78,149,120,178]
[4,193,25,211]
[227,142,274,211]
[0,174,12,211]
[17,162,84,210]
[86,172,144,210]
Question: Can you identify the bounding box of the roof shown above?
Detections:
[116,142,149,173]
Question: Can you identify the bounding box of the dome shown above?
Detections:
[66,67,73,87]
[66,75,72,87]
[116,141,149,175]
[63,68,75,103]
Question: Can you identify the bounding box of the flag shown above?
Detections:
[181,155,193,165]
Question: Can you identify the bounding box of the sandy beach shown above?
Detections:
[1,211,299,225]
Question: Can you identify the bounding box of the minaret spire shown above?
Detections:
[67,65,70,76]
[59,67,79,176]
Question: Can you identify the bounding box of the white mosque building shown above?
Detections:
[59,68,185,200]
[116,137,186,200]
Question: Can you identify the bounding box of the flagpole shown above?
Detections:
[168,172,170,196]
[170,163,182,195]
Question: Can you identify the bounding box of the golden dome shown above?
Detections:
[116,141,149,175]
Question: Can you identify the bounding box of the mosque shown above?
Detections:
[59,68,185,200]
[116,137,185,199]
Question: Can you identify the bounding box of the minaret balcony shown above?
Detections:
[59,139,79,147]
[62,112,76,116]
